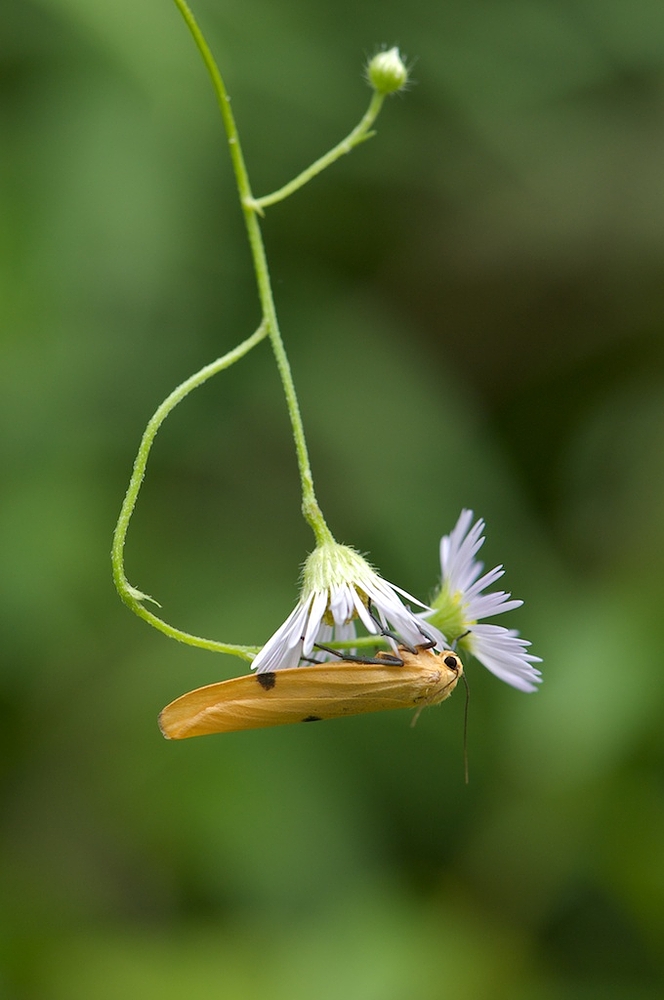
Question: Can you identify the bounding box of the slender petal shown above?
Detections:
[252,541,437,673]
[469,625,542,692]
[426,510,542,692]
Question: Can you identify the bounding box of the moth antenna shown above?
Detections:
[452,629,471,650]
[461,672,470,785]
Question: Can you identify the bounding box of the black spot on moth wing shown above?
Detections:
[302,715,322,722]
[256,672,276,690]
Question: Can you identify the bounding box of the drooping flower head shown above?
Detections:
[424,510,542,692]
[251,540,441,674]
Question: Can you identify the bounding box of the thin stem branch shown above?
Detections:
[252,92,384,210]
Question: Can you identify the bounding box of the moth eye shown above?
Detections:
[443,654,459,671]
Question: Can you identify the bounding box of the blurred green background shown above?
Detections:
[2,0,664,996]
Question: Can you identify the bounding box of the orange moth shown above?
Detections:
[159,645,463,739]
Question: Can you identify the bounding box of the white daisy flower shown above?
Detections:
[424,509,542,693]
[252,541,442,673]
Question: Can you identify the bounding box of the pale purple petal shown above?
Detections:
[441,510,487,593]
[434,510,542,691]
[466,592,523,619]
[468,624,542,692]
[464,565,505,598]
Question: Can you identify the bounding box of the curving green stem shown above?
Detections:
[112,323,268,658]
[173,0,335,546]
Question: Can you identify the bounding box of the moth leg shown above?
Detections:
[314,642,404,667]
[366,601,418,654]
[366,600,438,653]
[413,625,437,651]
[410,704,425,727]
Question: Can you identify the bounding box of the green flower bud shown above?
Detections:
[366,47,409,95]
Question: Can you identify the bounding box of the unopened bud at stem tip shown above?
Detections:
[366,47,409,95]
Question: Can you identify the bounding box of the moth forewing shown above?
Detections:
[159,646,463,740]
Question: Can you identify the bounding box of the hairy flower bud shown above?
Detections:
[366,47,409,95]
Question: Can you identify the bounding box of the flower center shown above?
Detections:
[427,585,473,643]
